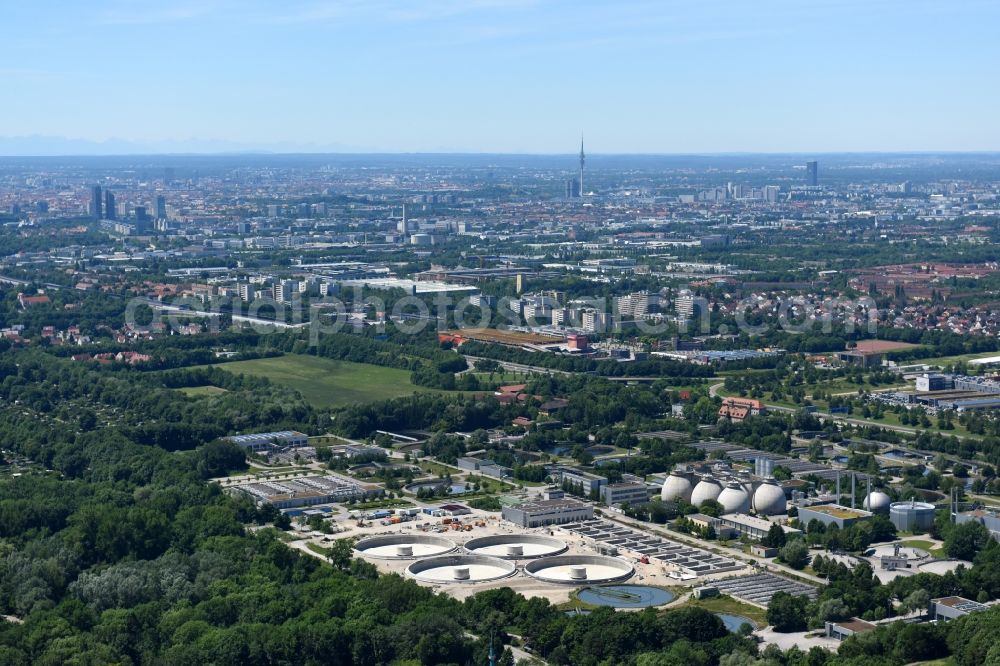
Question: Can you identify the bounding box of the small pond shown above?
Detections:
[404,481,469,495]
[716,613,757,633]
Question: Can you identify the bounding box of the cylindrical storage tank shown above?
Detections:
[718,482,750,514]
[690,475,723,507]
[864,491,892,513]
[752,478,787,516]
[889,501,935,532]
[661,470,694,503]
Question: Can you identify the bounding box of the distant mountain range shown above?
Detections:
[3,136,1000,160]
[0,135,369,156]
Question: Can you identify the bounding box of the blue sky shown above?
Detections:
[2,0,999,153]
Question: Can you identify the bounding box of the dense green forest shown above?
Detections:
[0,346,769,665]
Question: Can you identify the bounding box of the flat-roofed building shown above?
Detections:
[227,430,309,453]
[826,618,877,641]
[501,498,593,528]
[231,474,375,509]
[798,504,872,529]
[687,513,721,531]
[601,482,650,506]
[955,507,1000,542]
[720,513,801,540]
[929,596,988,621]
[559,468,608,495]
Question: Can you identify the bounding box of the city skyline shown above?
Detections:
[2,0,1000,155]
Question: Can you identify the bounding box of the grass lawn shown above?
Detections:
[908,350,1000,367]
[865,409,974,439]
[178,385,229,397]
[206,354,448,407]
[305,543,334,557]
[683,595,768,626]
[722,384,981,440]
[417,460,461,476]
[898,539,937,550]
[310,435,357,446]
[900,539,947,559]
[348,498,413,511]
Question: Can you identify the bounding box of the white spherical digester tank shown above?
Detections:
[661,470,694,503]
[718,481,750,514]
[690,475,723,506]
[752,478,787,516]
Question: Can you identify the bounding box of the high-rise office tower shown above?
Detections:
[104,191,116,220]
[578,136,585,196]
[806,160,818,186]
[91,185,103,219]
[132,206,150,234]
[155,195,167,220]
[565,178,580,198]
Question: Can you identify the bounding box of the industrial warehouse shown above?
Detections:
[230,474,377,508]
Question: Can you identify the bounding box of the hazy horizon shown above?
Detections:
[3,0,999,154]
[3,138,1000,159]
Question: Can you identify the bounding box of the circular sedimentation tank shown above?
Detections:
[406,555,516,584]
[354,534,457,560]
[918,559,964,575]
[576,585,675,608]
[523,555,634,584]
[464,534,568,559]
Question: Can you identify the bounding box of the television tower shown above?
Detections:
[578,134,585,196]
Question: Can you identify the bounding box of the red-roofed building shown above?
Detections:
[719,397,766,423]
[18,294,50,308]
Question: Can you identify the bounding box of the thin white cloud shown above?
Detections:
[96,3,219,26]
[262,0,536,25]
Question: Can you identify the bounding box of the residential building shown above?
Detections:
[581,309,607,333]
[237,282,254,302]
[718,397,766,422]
